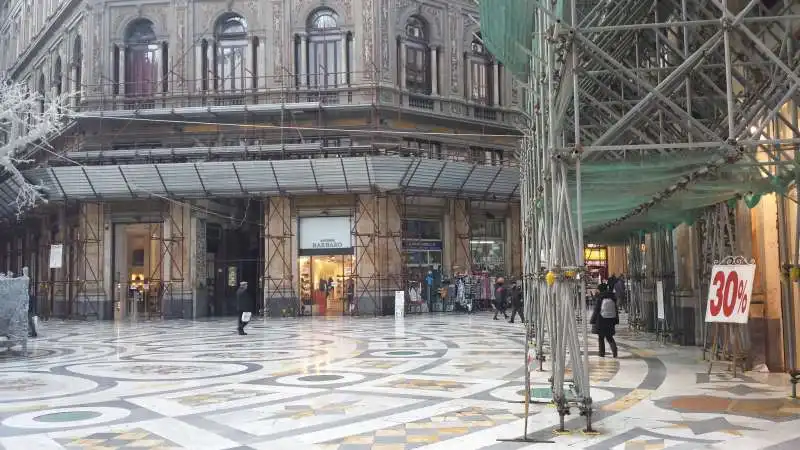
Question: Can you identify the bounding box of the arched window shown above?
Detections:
[124,19,159,97]
[402,16,431,94]
[214,14,248,92]
[52,56,62,97]
[467,32,494,105]
[301,8,347,88]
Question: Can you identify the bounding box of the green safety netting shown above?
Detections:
[573,155,793,244]
[478,0,797,244]
[478,0,538,80]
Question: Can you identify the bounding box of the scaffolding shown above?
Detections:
[479,0,800,436]
[351,193,407,316]
[263,196,295,318]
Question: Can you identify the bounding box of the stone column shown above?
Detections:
[264,196,295,317]
[607,246,628,276]
[464,54,472,100]
[71,64,79,107]
[750,194,787,371]
[299,34,307,87]
[245,38,254,90]
[258,36,267,89]
[77,202,110,319]
[159,42,167,94]
[195,44,203,92]
[507,203,522,277]
[352,195,403,315]
[340,37,348,86]
[117,46,125,95]
[400,41,407,89]
[449,199,471,274]
[492,62,500,105]
[162,201,192,318]
[430,46,438,95]
[672,223,699,345]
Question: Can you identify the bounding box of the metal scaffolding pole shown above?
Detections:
[491,0,800,435]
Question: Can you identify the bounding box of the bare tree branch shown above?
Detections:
[0,79,73,218]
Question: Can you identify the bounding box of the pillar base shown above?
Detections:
[267,297,300,318]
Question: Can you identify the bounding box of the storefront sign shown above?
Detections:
[403,240,443,251]
[299,216,353,255]
[49,244,63,269]
[311,238,346,249]
[395,291,405,319]
[704,263,755,324]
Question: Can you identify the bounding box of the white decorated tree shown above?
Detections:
[0,79,69,217]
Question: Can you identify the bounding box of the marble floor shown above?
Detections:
[1,313,799,449]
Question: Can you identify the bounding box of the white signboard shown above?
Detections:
[49,244,63,269]
[298,216,352,250]
[704,264,756,324]
[395,290,405,319]
[656,281,665,320]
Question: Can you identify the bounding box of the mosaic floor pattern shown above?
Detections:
[0,313,799,449]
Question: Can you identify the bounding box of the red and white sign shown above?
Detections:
[704,264,756,324]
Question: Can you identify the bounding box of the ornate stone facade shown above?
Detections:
[2,0,492,107]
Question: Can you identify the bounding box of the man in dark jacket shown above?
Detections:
[508,281,524,324]
[236,281,252,335]
[493,277,509,320]
[589,283,619,357]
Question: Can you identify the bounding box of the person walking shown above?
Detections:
[236,281,252,335]
[508,280,524,324]
[493,277,509,320]
[613,276,627,312]
[589,283,619,357]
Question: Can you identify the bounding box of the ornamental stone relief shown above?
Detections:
[449,10,460,94]
[175,8,186,88]
[380,0,391,81]
[89,5,102,91]
[272,0,283,76]
[196,1,219,35]
[420,4,442,42]
[362,0,374,79]
[110,6,138,40]
[140,4,168,35]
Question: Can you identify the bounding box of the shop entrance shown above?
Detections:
[298,255,354,316]
[112,222,164,320]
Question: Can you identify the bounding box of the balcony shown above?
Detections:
[392,88,520,126]
[71,73,522,128]
[76,74,375,116]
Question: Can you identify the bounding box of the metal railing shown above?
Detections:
[51,141,520,168]
[70,73,520,125]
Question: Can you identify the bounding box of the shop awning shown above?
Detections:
[0,157,519,219]
[0,175,25,219]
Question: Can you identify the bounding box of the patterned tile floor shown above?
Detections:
[0,313,799,449]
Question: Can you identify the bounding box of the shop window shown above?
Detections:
[407,251,427,266]
[404,219,442,240]
[471,218,504,239]
[470,240,505,276]
[470,217,505,276]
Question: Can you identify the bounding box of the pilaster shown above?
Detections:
[264,196,295,317]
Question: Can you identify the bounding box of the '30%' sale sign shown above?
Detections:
[704,264,756,324]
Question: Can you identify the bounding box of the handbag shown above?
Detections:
[240,312,252,323]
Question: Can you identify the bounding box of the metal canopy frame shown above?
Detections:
[0,157,520,222]
[484,0,800,437]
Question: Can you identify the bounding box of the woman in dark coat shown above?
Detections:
[589,283,619,357]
